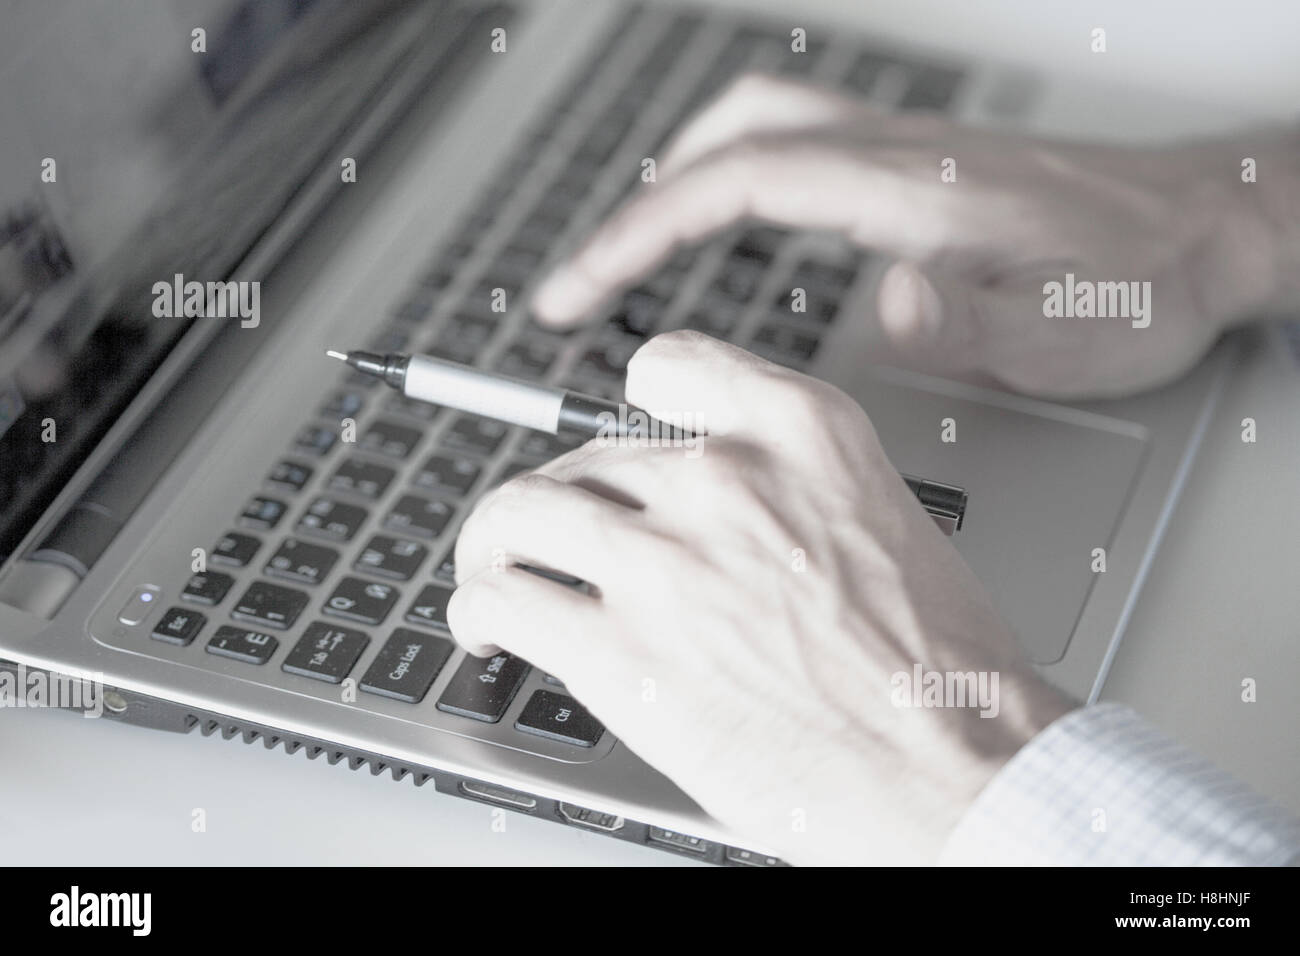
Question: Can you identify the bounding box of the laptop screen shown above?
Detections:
[0,0,447,560]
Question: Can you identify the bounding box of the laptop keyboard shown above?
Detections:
[141,4,968,760]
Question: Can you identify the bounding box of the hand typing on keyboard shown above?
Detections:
[532,73,1299,399]
[448,331,1072,865]
[446,71,1300,864]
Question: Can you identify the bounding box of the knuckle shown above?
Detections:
[720,136,766,183]
[494,471,555,504]
[754,370,861,439]
[723,70,779,101]
[628,328,708,382]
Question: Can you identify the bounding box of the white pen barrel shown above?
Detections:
[403,354,565,433]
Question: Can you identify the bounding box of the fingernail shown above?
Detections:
[910,268,945,337]
[532,269,589,321]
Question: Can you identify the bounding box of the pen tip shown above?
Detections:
[325,350,349,362]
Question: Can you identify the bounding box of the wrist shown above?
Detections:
[1215,132,1300,318]
[1255,135,1300,314]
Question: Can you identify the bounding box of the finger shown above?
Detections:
[875,261,1054,373]
[626,329,830,440]
[531,136,957,324]
[659,72,871,176]
[454,472,652,593]
[448,565,608,677]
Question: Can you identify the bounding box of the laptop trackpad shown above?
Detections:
[842,369,1147,664]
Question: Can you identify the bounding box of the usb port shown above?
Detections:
[458,779,537,811]
[726,846,782,867]
[647,826,710,855]
[558,802,625,832]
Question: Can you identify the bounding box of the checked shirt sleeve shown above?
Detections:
[938,702,1300,866]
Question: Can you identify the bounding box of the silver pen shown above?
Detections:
[327,348,967,533]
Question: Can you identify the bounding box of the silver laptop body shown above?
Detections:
[0,0,1231,864]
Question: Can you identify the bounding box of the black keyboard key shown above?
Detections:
[843,51,894,95]
[328,459,397,500]
[432,542,457,583]
[211,532,260,568]
[293,424,338,456]
[793,259,858,293]
[517,429,586,461]
[359,420,422,460]
[576,339,637,378]
[297,497,369,542]
[681,307,738,339]
[493,460,533,486]
[514,690,605,747]
[429,314,496,365]
[415,453,481,496]
[347,369,382,390]
[384,494,454,539]
[404,583,454,631]
[494,244,545,279]
[240,496,287,531]
[732,227,782,267]
[496,340,557,380]
[428,337,482,365]
[779,291,839,326]
[181,571,234,606]
[442,415,509,457]
[359,628,455,703]
[751,324,822,365]
[384,393,440,422]
[712,257,765,302]
[324,576,399,626]
[265,538,338,586]
[606,289,662,338]
[207,625,279,665]
[367,326,410,355]
[320,389,365,420]
[356,534,428,581]
[152,607,206,646]
[396,287,437,319]
[267,460,313,493]
[899,64,963,111]
[436,652,530,722]
[281,622,370,684]
[231,581,309,630]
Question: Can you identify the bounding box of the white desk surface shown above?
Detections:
[3,0,1297,864]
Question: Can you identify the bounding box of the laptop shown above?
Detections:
[0,0,1232,865]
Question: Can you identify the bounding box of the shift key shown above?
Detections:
[436,652,529,722]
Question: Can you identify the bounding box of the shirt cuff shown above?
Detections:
[938,702,1300,865]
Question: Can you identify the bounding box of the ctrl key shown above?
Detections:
[514,690,604,747]
[206,626,279,665]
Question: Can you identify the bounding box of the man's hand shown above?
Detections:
[532,73,1297,399]
[449,332,1071,865]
